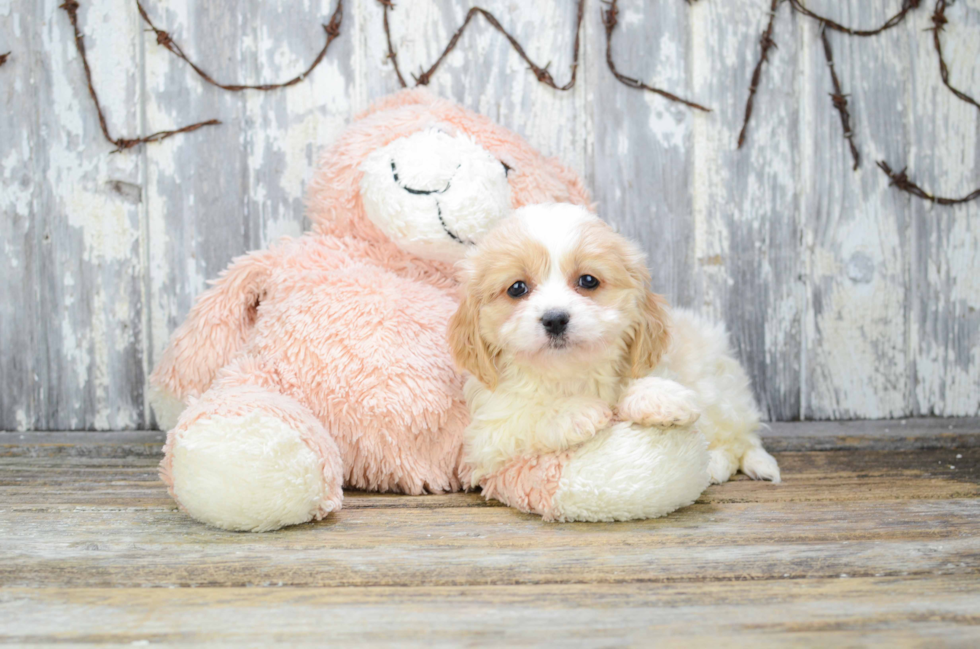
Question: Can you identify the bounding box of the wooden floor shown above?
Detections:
[2,420,979,647]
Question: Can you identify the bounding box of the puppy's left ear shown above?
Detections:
[628,290,671,378]
[448,295,499,389]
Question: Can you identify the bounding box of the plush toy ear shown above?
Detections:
[448,295,499,389]
[628,291,672,379]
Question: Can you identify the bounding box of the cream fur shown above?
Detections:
[170,413,329,532]
[552,422,710,522]
[654,309,781,484]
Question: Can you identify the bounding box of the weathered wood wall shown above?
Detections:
[1,0,978,430]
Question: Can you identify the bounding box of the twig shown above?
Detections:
[788,0,921,37]
[378,0,407,88]
[820,26,860,169]
[0,52,10,67]
[878,161,980,205]
[737,0,780,148]
[380,0,584,90]
[137,0,343,92]
[601,0,711,112]
[60,0,219,153]
[930,0,979,111]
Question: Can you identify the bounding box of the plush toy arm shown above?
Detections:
[479,422,710,523]
[149,248,279,427]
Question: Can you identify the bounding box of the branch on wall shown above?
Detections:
[602,0,711,112]
[378,1,408,88]
[137,0,344,92]
[0,52,9,67]
[930,0,980,112]
[878,161,980,205]
[737,0,781,148]
[60,0,219,153]
[378,0,584,91]
[820,26,860,170]
[788,0,921,37]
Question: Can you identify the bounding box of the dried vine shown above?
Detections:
[737,0,781,148]
[379,0,584,91]
[137,0,344,92]
[602,0,710,112]
[931,0,980,111]
[379,1,408,88]
[878,161,980,205]
[820,27,860,170]
[788,0,921,37]
[60,0,219,153]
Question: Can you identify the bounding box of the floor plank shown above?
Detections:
[1,424,979,645]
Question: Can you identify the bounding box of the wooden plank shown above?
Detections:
[2,576,979,646]
[141,0,356,428]
[801,2,913,418]
[589,0,697,310]
[361,0,588,179]
[0,0,42,432]
[5,419,979,456]
[1,0,147,430]
[2,447,977,509]
[688,0,804,421]
[2,496,977,588]
[906,1,980,417]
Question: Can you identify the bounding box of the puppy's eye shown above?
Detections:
[577,274,600,290]
[506,281,529,298]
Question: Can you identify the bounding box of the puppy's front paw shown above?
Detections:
[617,377,700,429]
[553,400,613,448]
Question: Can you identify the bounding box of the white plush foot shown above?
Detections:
[707,448,739,484]
[149,385,186,432]
[170,412,331,532]
[617,377,700,429]
[551,422,710,522]
[741,446,782,483]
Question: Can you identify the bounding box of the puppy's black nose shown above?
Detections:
[541,310,570,336]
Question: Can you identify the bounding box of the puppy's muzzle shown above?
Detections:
[541,310,570,337]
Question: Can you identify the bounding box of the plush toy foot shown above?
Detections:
[549,422,710,522]
[161,385,343,532]
[148,384,186,432]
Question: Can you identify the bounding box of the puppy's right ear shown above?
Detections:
[448,295,498,389]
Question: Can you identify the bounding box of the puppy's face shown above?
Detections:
[449,203,670,387]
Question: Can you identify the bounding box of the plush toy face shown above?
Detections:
[359,129,512,263]
[306,89,592,265]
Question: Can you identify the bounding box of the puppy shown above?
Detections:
[449,203,780,493]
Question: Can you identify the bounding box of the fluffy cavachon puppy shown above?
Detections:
[449,203,780,522]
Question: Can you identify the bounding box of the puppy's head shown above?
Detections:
[448,203,670,388]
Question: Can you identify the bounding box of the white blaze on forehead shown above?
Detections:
[514,203,599,266]
[514,203,599,278]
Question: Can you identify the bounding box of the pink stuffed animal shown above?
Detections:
[151,89,711,531]
[150,89,593,531]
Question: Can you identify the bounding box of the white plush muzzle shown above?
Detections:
[359,129,512,263]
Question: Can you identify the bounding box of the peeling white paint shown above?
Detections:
[3,0,978,429]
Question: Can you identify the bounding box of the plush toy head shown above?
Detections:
[306,89,591,263]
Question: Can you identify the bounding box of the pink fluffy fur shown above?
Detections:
[150,89,591,526]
